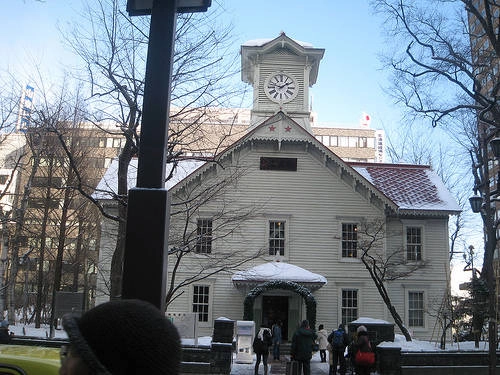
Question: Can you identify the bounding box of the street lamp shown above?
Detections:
[469,194,483,213]
[122,0,211,312]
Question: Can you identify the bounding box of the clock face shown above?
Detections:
[264,72,298,103]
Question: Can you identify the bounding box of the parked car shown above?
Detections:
[0,344,60,374]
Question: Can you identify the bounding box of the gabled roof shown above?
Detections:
[241,32,325,85]
[211,111,459,217]
[94,112,460,218]
[350,162,461,215]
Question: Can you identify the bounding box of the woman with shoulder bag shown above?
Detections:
[354,325,375,375]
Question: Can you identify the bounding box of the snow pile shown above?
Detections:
[379,334,489,352]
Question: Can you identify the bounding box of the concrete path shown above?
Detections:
[231,355,331,374]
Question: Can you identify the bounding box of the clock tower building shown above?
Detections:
[241,33,325,132]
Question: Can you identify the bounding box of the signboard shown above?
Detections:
[167,312,198,344]
[54,292,84,326]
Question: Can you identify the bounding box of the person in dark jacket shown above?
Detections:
[271,320,282,361]
[327,323,349,375]
[253,324,273,375]
[291,320,317,375]
[0,320,11,344]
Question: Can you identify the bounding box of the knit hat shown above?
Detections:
[62,299,181,375]
[356,325,367,333]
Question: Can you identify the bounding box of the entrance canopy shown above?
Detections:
[232,261,327,291]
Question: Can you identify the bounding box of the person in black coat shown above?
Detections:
[291,320,317,375]
[0,320,11,344]
[327,323,349,375]
[253,324,273,375]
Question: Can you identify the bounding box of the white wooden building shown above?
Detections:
[95,33,460,341]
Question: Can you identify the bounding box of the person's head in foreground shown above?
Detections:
[60,299,181,375]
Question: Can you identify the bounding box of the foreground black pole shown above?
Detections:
[121,0,177,311]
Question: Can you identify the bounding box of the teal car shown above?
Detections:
[0,344,60,374]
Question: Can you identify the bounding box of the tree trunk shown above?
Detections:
[481,193,498,375]
[0,212,9,319]
[49,180,71,337]
[109,141,134,299]
[35,160,54,328]
[72,216,84,291]
[110,217,126,299]
[361,255,412,341]
[7,153,38,324]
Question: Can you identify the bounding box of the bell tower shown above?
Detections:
[241,33,324,132]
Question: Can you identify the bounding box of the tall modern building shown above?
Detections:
[468,1,500,318]
[0,124,123,318]
[170,107,385,162]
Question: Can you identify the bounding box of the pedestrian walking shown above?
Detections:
[291,319,317,375]
[272,320,282,361]
[353,325,375,375]
[253,324,273,375]
[327,324,349,375]
[317,324,328,363]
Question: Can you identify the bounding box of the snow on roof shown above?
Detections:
[93,158,138,200]
[350,163,461,213]
[242,38,314,48]
[232,261,327,284]
[351,317,392,325]
[93,158,204,201]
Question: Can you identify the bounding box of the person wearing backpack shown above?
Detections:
[253,324,273,375]
[353,325,375,375]
[327,324,349,375]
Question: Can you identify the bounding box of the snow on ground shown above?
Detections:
[5,325,490,375]
[9,324,67,339]
[7,325,490,352]
[379,334,490,351]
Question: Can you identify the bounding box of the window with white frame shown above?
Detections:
[192,284,210,322]
[408,291,425,327]
[342,223,358,258]
[406,226,422,261]
[196,219,213,254]
[269,221,285,256]
[341,289,358,325]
